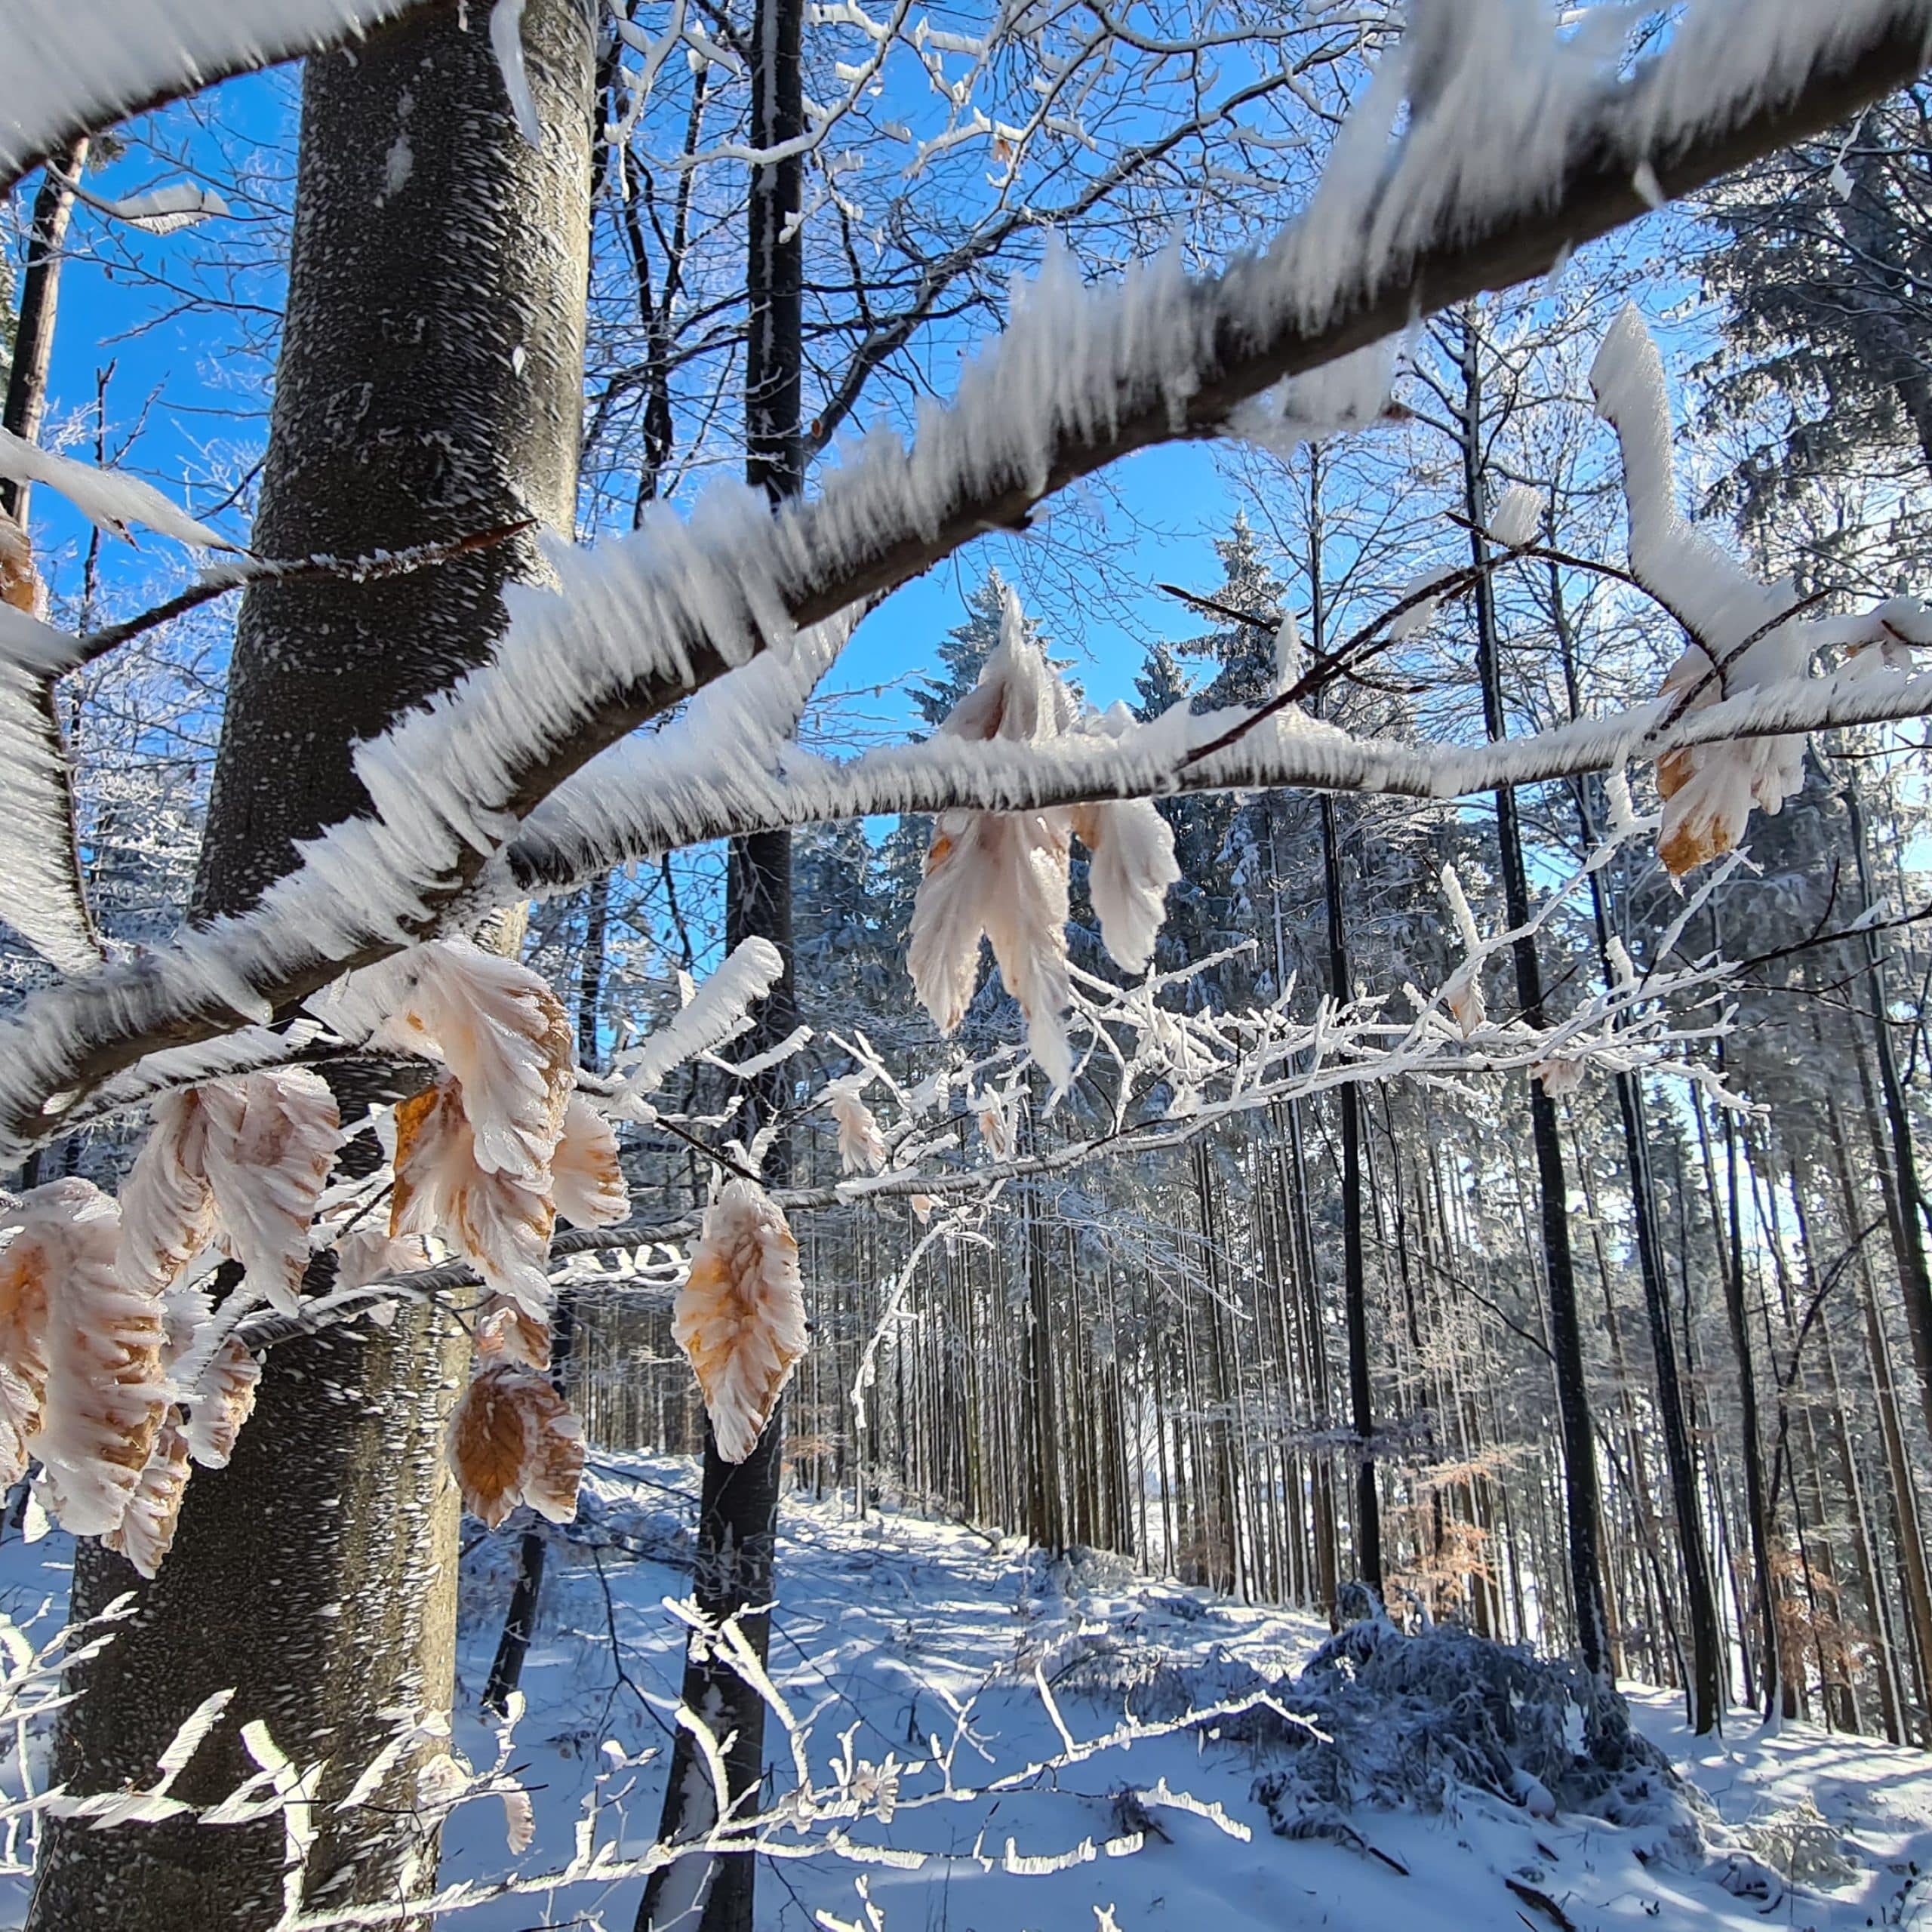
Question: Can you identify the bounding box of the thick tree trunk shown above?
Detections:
[639,0,802,1921]
[1459,311,1611,1676]
[31,11,594,1927]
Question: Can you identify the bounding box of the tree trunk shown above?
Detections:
[638,0,802,1920]
[1307,448,1380,1595]
[32,11,594,1927]
[1459,310,1611,1676]
[1547,549,1724,1727]
[1844,780,1932,1444]
[2,137,88,525]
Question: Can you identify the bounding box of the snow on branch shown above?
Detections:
[0,1,446,195]
[0,0,1927,1158]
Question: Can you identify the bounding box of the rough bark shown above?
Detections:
[30,8,594,1927]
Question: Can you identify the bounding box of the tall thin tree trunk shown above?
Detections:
[1306,447,1380,1595]
[1844,780,1932,1444]
[32,11,594,1927]
[640,0,801,1921]
[1459,310,1611,1675]
[2,137,88,525]
[1547,550,1724,1724]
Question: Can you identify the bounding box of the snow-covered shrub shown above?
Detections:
[1249,1599,1708,1861]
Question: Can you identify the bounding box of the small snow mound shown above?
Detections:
[1251,1599,1707,1861]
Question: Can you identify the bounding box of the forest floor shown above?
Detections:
[3,1456,1931,1929]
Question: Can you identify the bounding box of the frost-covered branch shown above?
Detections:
[0,1,447,194]
[502,657,1932,897]
[0,0,1925,1156]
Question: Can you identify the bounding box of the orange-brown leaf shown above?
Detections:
[673,1180,808,1463]
[104,1416,192,1579]
[551,1094,627,1229]
[392,1077,555,1315]
[476,1296,552,1372]
[447,1364,583,1529]
[181,1338,261,1471]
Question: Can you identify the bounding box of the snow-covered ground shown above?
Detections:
[3,1457,1931,1930]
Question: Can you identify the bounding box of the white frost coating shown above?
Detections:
[1591,305,1885,871]
[0,0,432,189]
[0,620,103,972]
[1487,484,1546,549]
[610,938,786,1110]
[0,0,1925,1154]
[0,428,231,551]
[60,174,230,235]
[490,0,543,146]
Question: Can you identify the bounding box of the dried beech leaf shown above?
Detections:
[181,1338,261,1472]
[673,1180,808,1463]
[447,1364,583,1529]
[392,1078,555,1317]
[10,1178,166,1537]
[906,595,1077,1090]
[198,1069,342,1312]
[0,1195,57,1487]
[826,1080,885,1177]
[501,1785,536,1855]
[476,1297,551,1373]
[551,1094,628,1229]
[0,522,37,614]
[116,1090,217,1300]
[105,1417,192,1579]
[1069,797,1180,976]
[377,940,574,1183]
[333,1226,432,1291]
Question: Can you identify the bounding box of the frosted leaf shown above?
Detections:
[0,1192,58,1487]
[116,1090,218,1299]
[197,1069,342,1313]
[1533,1058,1587,1099]
[1443,963,1486,1039]
[104,1417,192,1579]
[825,1078,886,1177]
[447,1363,583,1529]
[907,592,1079,1090]
[673,1180,808,1463]
[333,1226,432,1291]
[372,940,575,1183]
[977,1097,1013,1161]
[501,1784,537,1854]
[180,1338,261,1471]
[476,1296,551,1372]
[119,1071,340,1314]
[1069,799,1180,975]
[909,1195,936,1226]
[392,1078,555,1318]
[1487,484,1545,549]
[7,1178,168,1538]
[551,1094,628,1228]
